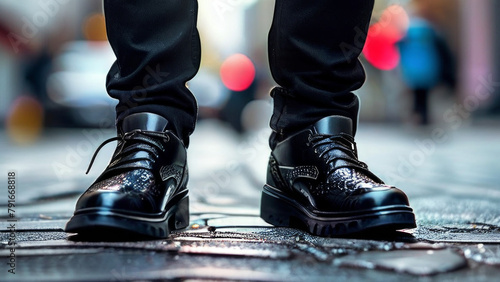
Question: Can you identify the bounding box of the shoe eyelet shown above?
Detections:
[307,134,313,146]
[160,132,170,142]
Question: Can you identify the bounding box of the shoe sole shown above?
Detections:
[65,195,189,239]
[260,185,416,236]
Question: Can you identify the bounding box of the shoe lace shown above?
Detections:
[85,129,170,174]
[307,133,381,182]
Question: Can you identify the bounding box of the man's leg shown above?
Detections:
[105,0,200,144]
[262,0,416,236]
[268,0,373,145]
[65,0,200,238]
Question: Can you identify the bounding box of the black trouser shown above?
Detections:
[104,0,374,147]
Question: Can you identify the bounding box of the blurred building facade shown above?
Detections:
[0,0,499,140]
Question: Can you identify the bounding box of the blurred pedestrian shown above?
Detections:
[398,18,456,124]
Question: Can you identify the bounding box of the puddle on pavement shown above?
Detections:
[206,215,271,228]
[179,245,291,259]
[336,248,467,276]
[460,243,500,265]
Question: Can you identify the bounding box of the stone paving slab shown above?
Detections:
[2,213,500,281]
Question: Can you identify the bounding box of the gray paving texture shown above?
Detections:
[1,118,500,281]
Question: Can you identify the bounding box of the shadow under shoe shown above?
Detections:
[261,115,416,237]
[65,113,189,239]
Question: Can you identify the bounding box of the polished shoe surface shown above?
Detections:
[65,113,189,238]
[260,115,416,236]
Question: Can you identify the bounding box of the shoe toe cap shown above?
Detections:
[75,190,159,214]
[75,170,161,214]
[356,186,411,209]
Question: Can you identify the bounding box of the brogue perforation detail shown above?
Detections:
[160,165,183,183]
[286,166,319,182]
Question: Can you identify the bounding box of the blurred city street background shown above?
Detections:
[1,0,500,281]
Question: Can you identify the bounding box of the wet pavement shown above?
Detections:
[1,119,500,281]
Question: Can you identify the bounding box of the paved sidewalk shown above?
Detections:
[1,119,500,281]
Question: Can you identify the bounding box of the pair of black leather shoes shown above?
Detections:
[66,112,416,238]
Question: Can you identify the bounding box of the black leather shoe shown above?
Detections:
[65,113,189,238]
[260,115,416,236]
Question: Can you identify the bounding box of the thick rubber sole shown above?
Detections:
[65,195,189,239]
[260,185,416,237]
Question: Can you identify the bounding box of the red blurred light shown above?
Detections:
[363,23,400,70]
[362,5,409,71]
[220,54,255,92]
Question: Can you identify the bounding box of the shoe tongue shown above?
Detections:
[121,113,169,133]
[313,115,353,136]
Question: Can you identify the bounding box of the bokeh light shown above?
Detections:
[83,13,107,41]
[363,5,409,71]
[363,22,401,70]
[380,4,410,36]
[220,53,255,92]
[6,96,44,145]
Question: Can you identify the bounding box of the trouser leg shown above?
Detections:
[104,0,201,145]
[268,0,374,147]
